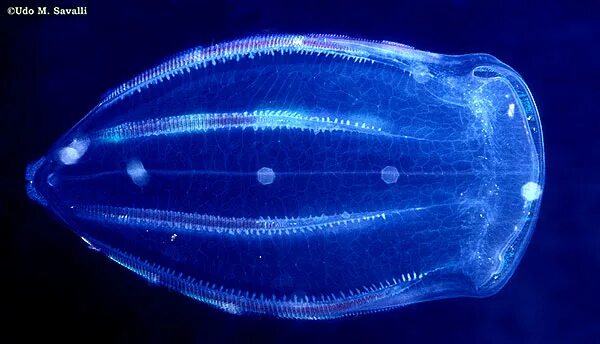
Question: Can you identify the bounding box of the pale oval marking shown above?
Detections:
[381,166,399,184]
[257,167,275,185]
[521,182,542,201]
[58,137,90,165]
[127,159,149,187]
[411,64,432,84]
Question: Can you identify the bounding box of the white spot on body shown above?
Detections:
[127,159,149,187]
[521,182,542,201]
[411,64,432,83]
[170,233,177,242]
[381,166,399,184]
[58,137,90,165]
[58,147,79,165]
[257,167,275,185]
[508,103,515,118]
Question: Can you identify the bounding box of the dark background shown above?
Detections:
[2,0,599,342]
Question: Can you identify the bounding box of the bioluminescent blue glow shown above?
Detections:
[25,34,545,319]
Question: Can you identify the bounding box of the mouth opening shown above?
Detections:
[25,157,48,206]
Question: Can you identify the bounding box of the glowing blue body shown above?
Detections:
[25,34,545,319]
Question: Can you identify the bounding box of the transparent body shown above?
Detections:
[25,34,544,319]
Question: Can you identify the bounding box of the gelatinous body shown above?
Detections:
[25,34,545,319]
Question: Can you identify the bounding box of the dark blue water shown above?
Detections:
[4,0,599,342]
